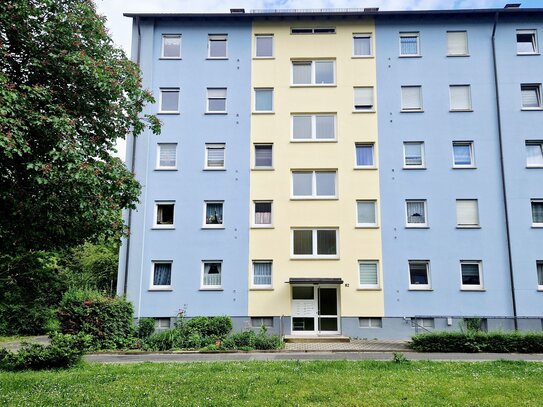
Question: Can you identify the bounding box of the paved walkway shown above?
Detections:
[284,339,409,352]
[0,336,49,352]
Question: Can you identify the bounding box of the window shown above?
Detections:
[204,201,224,228]
[292,114,336,141]
[401,86,423,111]
[161,34,181,58]
[155,318,171,330]
[521,84,542,109]
[202,261,222,289]
[159,89,179,113]
[447,31,468,56]
[406,200,427,227]
[254,201,272,226]
[255,35,273,57]
[354,87,374,111]
[355,144,375,168]
[208,35,227,58]
[292,171,336,198]
[357,201,377,227]
[449,85,472,111]
[157,143,177,169]
[453,142,475,168]
[292,229,338,258]
[291,27,336,34]
[359,317,382,328]
[456,199,479,227]
[526,141,543,167]
[154,202,175,228]
[292,60,335,85]
[205,144,225,170]
[408,260,431,290]
[207,88,227,113]
[252,261,272,287]
[353,34,372,56]
[251,317,274,327]
[532,200,543,226]
[400,32,420,56]
[359,261,379,289]
[403,142,425,168]
[537,261,543,289]
[460,261,483,290]
[151,262,172,289]
[517,29,538,54]
[254,88,273,112]
[254,144,272,168]
[412,318,435,329]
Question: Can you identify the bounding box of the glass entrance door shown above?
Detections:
[318,287,339,333]
[291,285,340,335]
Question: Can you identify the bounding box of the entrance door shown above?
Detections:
[291,285,340,335]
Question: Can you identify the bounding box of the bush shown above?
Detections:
[183,316,233,339]
[137,318,155,339]
[411,331,543,353]
[143,329,183,351]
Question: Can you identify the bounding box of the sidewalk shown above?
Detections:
[284,339,409,352]
[0,336,49,352]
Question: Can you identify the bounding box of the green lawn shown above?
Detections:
[1,360,542,406]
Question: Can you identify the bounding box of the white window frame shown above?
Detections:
[354,143,375,169]
[159,88,180,114]
[254,88,274,113]
[449,85,472,111]
[359,317,382,328]
[156,143,177,170]
[452,141,475,168]
[447,31,469,56]
[526,141,543,168]
[161,34,181,59]
[291,170,337,199]
[255,34,273,58]
[537,261,543,290]
[155,318,171,330]
[206,88,227,113]
[521,84,542,110]
[412,318,435,329]
[353,33,373,57]
[399,32,420,57]
[517,29,538,55]
[406,200,428,228]
[291,60,336,86]
[254,143,273,169]
[204,143,226,170]
[460,261,484,291]
[356,200,378,228]
[201,260,223,290]
[532,199,543,227]
[456,199,480,228]
[291,228,339,259]
[253,200,273,228]
[358,261,380,289]
[150,261,173,290]
[208,34,228,59]
[403,142,425,169]
[153,201,175,229]
[353,87,375,112]
[252,260,273,289]
[408,260,431,290]
[401,86,423,112]
[203,201,224,229]
[291,114,337,141]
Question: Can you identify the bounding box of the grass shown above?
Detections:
[1,360,543,406]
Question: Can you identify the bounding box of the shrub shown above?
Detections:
[143,329,183,351]
[183,316,233,339]
[137,318,155,339]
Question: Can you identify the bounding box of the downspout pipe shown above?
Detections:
[123,16,141,295]
[491,11,518,330]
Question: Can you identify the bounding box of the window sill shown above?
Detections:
[252,167,274,171]
[290,84,337,88]
[521,108,543,111]
[531,225,543,228]
[408,287,433,291]
[456,225,481,229]
[399,55,422,58]
[206,57,228,60]
[252,111,275,115]
[355,225,379,229]
[203,168,226,171]
[352,110,376,114]
[526,166,543,169]
[460,288,485,292]
[251,226,274,229]
[159,57,182,60]
[205,112,227,115]
[155,168,178,171]
[405,226,429,229]
[290,256,340,260]
[447,54,470,57]
[202,226,225,230]
[357,288,381,291]
[290,197,339,201]
[354,166,377,170]
[517,52,541,56]
[453,166,477,169]
[250,287,274,291]
[351,55,374,59]
[403,167,426,170]
[253,57,275,60]
[148,288,173,292]
[199,288,224,291]
[290,139,337,143]
[537,288,543,292]
[450,109,474,113]
[157,112,180,115]
[152,226,175,230]
[400,110,424,113]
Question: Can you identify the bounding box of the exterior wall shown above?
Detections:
[249,18,383,322]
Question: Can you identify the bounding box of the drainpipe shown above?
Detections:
[491,11,518,330]
[122,17,142,295]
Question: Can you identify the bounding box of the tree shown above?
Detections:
[0,0,160,253]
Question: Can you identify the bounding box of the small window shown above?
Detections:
[456,199,479,227]
[359,261,379,289]
[202,261,222,289]
[292,170,337,198]
[453,142,475,168]
[292,60,335,85]
[401,86,423,111]
[154,202,175,228]
[255,35,273,58]
[354,87,374,111]
[532,200,543,226]
[254,201,272,226]
[159,89,180,113]
[537,261,543,289]
[400,32,420,56]
[151,262,172,289]
[460,261,483,290]
[357,201,377,227]
[254,88,273,112]
[409,260,431,290]
[526,141,543,167]
[355,143,375,168]
[406,200,427,227]
[251,317,274,327]
[291,27,336,35]
[155,318,171,329]
[292,114,336,141]
[204,201,224,228]
[292,286,314,300]
[353,34,372,56]
[359,317,382,328]
[412,318,435,329]
[208,35,227,58]
[254,144,273,168]
[205,144,225,169]
[161,35,181,58]
[207,88,227,113]
[449,85,472,111]
[292,229,338,258]
[517,29,538,54]
[252,261,272,287]
[157,143,177,170]
[403,142,425,168]
[521,84,542,109]
[447,31,468,56]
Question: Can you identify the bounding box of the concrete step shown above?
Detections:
[283,335,351,343]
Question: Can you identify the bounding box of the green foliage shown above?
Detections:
[392,352,409,364]
[183,316,233,339]
[142,329,184,351]
[0,332,91,371]
[0,0,160,253]
[57,289,134,349]
[136,318,155,340]
[411,331,543,353]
